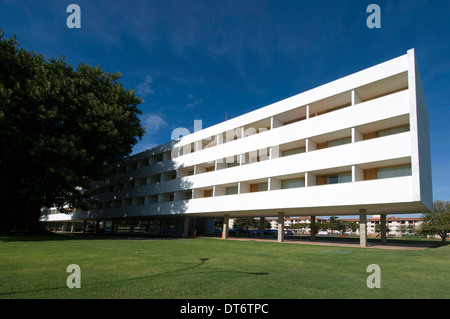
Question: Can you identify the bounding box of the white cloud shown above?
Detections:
[137,75,155,96]
[132,113,169,155]
[141,113,168,133]
[186,94,204,109]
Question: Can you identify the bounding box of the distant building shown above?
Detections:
[339,215,423,237]
[265,217,328,231]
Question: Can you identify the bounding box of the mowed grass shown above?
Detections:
[0,235,449,299]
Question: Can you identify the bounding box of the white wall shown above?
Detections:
[53,50,433,223]
[407,49,433,211]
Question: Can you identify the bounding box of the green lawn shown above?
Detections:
[0,234,449,299]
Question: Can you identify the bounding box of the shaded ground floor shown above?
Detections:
[38,218,436,251]
[41,209,395,248]
[41,216,214,237]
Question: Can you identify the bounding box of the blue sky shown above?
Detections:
[1,0,449,207]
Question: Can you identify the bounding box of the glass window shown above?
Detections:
[281,178,305,189]
[377,164,412,179]
[204,190,212,197]
[257,183,268,192]
[328,172,352,184]
[377,125,410,137]
[226,186,238,195]
[282,147,305,157]
[327,137,351,148]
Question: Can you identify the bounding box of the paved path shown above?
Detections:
[205,236,434,250]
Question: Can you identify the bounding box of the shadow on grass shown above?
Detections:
[0,258,269,297]
[291,235,448,248]
[0,231,187,242]
[0,230,91,242]
[427,241,450,248]
[4,231,446,247]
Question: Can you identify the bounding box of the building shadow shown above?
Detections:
[0,257,269,297]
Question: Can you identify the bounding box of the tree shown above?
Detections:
[375,223,390,235]
[328,216,346,234]
[214,218,223,230]
[328,216,339,232]
[419,200,450,242]
[398,224,415,237]
[341,221,359,235]
[0,31,145,232]
[234,218,258,230]
[262,219,271,230]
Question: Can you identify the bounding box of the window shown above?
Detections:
[328,172,352,184]
[250,183,268,192]
[282,147,305,157]
[204,190,212,197]
[257,183,268,192]
[281,178,305,189]
[145,195,158,204]
[226,186,238,195]
[377,164,412,179]
[328,137,351,148]
[377,125,410,137]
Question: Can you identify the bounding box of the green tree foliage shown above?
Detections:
[419,200,450,242]
[375,223,390,234]
[0,31,145,232]
[316,222,327,230]
[234,218,258,230]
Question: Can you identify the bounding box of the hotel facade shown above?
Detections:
[41,49,433,247]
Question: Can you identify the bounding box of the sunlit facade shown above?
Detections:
[41,49,432,246]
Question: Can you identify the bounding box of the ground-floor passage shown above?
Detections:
[216,210,385,247]
[42,209,392,248]
[42,216,214,237]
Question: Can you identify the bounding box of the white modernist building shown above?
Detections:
[41,49,432,247]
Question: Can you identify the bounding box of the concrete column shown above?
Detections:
[222,214,230,239]
[352,89,362,105]
[278,212,285,242]
[268,177,281,190]
[305,172,316,187]
[271,116,283,129]
[111,219,116,234]
[310,216,316,242]
[352,165,363,182]
[360,209,367,247]
[380,214,387,245]
[129,222,134,234]
[352,127,363,143]
[259,217,265,239]
[305,138,317,152]
[270,145,280,160]
[183,216,190,238]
